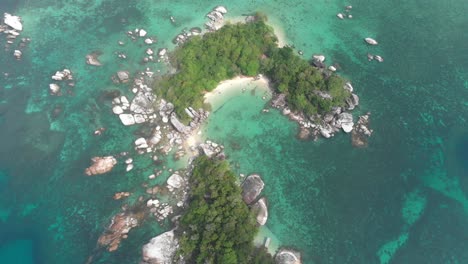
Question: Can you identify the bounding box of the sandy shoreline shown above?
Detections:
[204,75,272,108]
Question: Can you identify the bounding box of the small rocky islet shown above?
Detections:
[3,5,373,263]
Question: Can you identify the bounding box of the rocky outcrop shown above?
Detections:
[252,197,268,226]
[98,212,139,252]
[365,37,378,45]
[167,173,183,190]
[85,156,117,176]
[345,93,359,110]
[51,69,73,81]
[336,112,354,133]
[130,92,156,114]
[205,6,228,31]
[170,113,190,134]
[275,249,301,264]
[119,114,135,126]
[4,13,23,31]
[351,112,373,147]
[241,174,264,204]
[198,140,224,158]
[142,230,179,264]
[113,71,130,83]
[49,83,60,95]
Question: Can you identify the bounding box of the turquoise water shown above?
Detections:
[1,0,468,263]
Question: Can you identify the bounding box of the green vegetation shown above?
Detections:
[156,14,350,121]
[176,156,274,264]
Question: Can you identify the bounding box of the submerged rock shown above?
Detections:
[116,71,130,83]
[86,53,102,66]
[352,113,373,147]
[49,83,60,95]
[85,156,117,176]
[98,212,139,252]
[142,230,178,264]
[241,174,264,204]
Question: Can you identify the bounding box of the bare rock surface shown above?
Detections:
[85,156,117,176]
[241,174,264,204]
[142,230,178,264]
[252,197,268,225]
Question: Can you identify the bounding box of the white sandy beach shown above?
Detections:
[204,75,273,109]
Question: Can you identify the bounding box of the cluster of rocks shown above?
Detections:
[112,77,157,126]
[336,5,353,20]
[271,81,362,141]
[84,156,117,176]
[351,112,373,147]
[172,26,202,46]
[97,212,140,252]
[1,13,30,60]
[146,198,174,222]
[364,37,384,62]
[113,191,131,200]
[198,140,224,158]
[311,54,339,73]
[49,69,74,95]
[204,6,228,31]
[141,230,179,264]
[126,27,156,45]
[122,28,160,63]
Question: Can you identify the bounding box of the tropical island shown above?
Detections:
[86,8,371,264]
[157,13,348,119]
[155,13,370,143]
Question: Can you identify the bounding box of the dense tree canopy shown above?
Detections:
[156,15,350,121]
[176,156,274,264]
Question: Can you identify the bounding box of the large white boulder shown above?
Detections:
[49,83,60,94]
[214,6,228,14]
[112,105,124,115]
[167,173,183,189]
[337,113,354,133]
[313,54,325,63]
[4,13,23,31]
[139,29,147,37]
[135,138,148,149]
[119,114,135,126]
[365,37,378,45]
[142,230,178,263]
[252,197,268,225]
